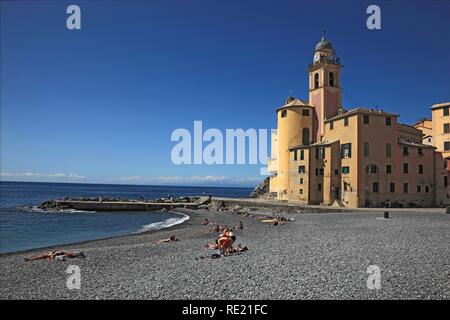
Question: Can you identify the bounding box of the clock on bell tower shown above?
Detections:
[308,31,342,142]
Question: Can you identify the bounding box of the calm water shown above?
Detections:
[0,181,251,253]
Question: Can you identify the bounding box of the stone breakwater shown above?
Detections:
[37,196,212,212]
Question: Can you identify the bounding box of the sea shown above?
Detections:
[0,181,252,253]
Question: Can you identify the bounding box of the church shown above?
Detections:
[267,33,450,208]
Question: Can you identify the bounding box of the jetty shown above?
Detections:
[38,196,212,212]
[54,199,200,211]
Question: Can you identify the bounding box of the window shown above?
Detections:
[293,150,298,161]
[418,148,423,156]
[315,168,318,176]
[319,168,324,175]
[299,189,303,194]
[342,166,350,174]
[330,121,334,130]
[363,114,369,124]
[403,163,409,174]
[329,72,335,87]
[363,142,370,157]
[425,186,429,193]
[386,143,392,158]
[385,117,392,126]
[445,176,448,187]
[318,183,322,192]
[343,181,348,191]
[316,147,325,159]
[300,150,304,160]
[334,169,339,176]
[390,183,395,193]
[344,117,349,126]
[298,166,305,173]
[302,109,310,116]
[444,123,450,133]
[302,128,310,145]
[373,182,379,193]
[314,73,319,89]
[341,143,352,158]
[418,164,424,174]
[281,110,287,118]
[299,178,303,184]
[403,183,409,193]
[386,165,392,174]
[403,147,409,156]
[366,164,378,173]
[417,185,421,193]
[444,107,449,116]
[445,141,450,151]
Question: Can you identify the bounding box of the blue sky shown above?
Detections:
[1,0,449,187]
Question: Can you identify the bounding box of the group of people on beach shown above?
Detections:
[202,220,248,257]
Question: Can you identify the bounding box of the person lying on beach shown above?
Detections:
[202,218,209,225]
[232,243,248,253]
[261,217,285,226]
[205,242,219,250]
[24,250,85,262]
[155,235,178,244]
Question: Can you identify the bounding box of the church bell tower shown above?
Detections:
[308,32,342,142]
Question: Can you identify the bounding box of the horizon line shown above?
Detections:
[0,179,256,189]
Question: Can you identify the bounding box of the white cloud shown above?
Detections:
[1,172,86,179]
[1,172,261,187]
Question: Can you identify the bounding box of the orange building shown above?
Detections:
[268,34,449,207]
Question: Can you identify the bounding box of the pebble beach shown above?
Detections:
[0,208,449,300]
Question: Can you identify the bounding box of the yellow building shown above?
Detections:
[269,34,450,208]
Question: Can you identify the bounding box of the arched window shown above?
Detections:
[366,164,378,173]
[302,128,310,145]
[329,72,335,87]
[314,73,319,89]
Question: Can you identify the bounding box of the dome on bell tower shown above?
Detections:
[315,32,333,51]
[312,31,339,65]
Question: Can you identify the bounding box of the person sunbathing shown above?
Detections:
[205,242,219,250]
[217,235,233,255]
[232,243,248,253]
[216,228,236,254]
[225,228,236,243]
[201,218,209,225]
[261,217,285,226]
[155,235,178,244]
[24,250,85,262]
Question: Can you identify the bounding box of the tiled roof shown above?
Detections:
[288,140,339,150]
[430,102,450,110]
[325,107,398,122]
[277,99,312,111]
[398,139,435,148]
